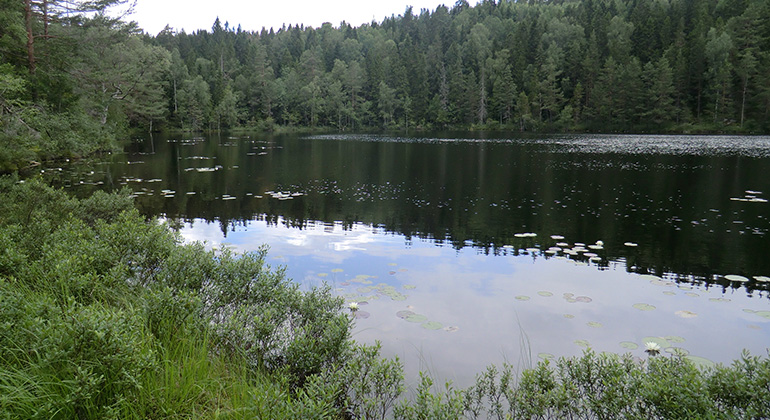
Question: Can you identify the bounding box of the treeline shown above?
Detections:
[155,0,770,132]
[2,0,770,171]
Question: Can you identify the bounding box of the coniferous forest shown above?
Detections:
[2,0,770,170]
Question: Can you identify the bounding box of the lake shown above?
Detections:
[44,132,770,388]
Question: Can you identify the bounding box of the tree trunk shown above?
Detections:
[25,0,36,75]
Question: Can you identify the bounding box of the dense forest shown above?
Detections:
[1,0,770,170]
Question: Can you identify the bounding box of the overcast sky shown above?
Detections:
[130,0,478,35]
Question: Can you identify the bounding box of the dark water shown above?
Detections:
[44,132,770,387]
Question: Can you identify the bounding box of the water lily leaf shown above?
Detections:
[444,326,460,332]
[405,314,428,323]
[355,311,371,319]
[537,291,553,297]
[619,341,639,350]
[422,321,443,330]
[747,325,761,330]
[331,268,344,273]
[724,274,749,282]
[357,287,374,294]
[685,292,700,298]
[643,337,670,348]
[665,336,686,343]
[563,293,575,298]
[685,355,715,369]
[398,268,408,272]
[388,263,398,266]
[389,271,397,275]
[624,242,638,247]
[551,235,565,240]
[675,310,698,319]
[709,297,731,302]
[538,353,555,360]
[575,296,593,303]
[563,314,575,319]
[396,310,415,319]
[663,291,676,296]
[403,284,416,290]
[566,298,578,303]
[574,339,591,348]
[587,321,603,328]
[317,273,328,277]
[753,311,770,319]
[665,347,689,356]
[754,276,770,282]
[743,309,756,314]
[633,303,656,311]
[515,295,531,301]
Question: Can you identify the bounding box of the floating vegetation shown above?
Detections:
[751,311,770,319]
[515,295,531,301]
[538,353,556,360]
[587,321,603,328]
[624,242,639,247]
[563,314,575,319]
[665,347,689,356]
[642,337,670,349]
[405,314,428,323]
[514,232,537,238]
[632,303,656,311]
[331,268,344,273]
[317,273,328,278]
[444,326,460,333]
[685,355,715,369]
[550,235,565,240]
[396,310,415,319]
[709,297,731,302]
[724,274,749,282]
[675,310,698,319]
[574,339,591,348]
[388,262,398,266]
[665,336,686,343]
[556,242,570,247]
[619,341,639,350]
[754,276,770,282]
[422,321,443,330]
[743,309,756,314]
[537,291,553,297]
[663,291,676,296]
[747,325,761,330]
[575,296,593,303]
[355,311,371,320]
[685,292,700,298]
[403,284,416,290]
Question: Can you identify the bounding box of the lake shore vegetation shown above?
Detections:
[1,177,769,418]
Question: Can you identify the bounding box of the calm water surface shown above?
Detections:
[45,132,770,387]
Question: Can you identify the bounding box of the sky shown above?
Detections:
[129,0,477,36]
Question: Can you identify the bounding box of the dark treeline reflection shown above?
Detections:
[61,132,770,292]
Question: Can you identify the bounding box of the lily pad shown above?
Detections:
[709,297,731,302]
[664,336,686,343]
[743,309,756,314]
[444,326,460,332]
[575,296,593,303]
[551,235,565,240]
[685,355,715,369]
[538,352,556,360]
[396,310,415,319]
[619,341,639,350]
[675,310,698,319]
[574,339,591,348]
[724,274,749,282]
[563,314,575,319]
[388,263,398,266]
[663,291,676,296]
[752,311,770,319]
[587,321,603,328]
[331,268,344,273]
[354,311,371,319]
[665,347,690,356]
[643,337,671,348]
[515,295,531,301]
[537,291,554,297]
[422,321,443,330]
[685,292,700,298]
[633,303,656,311]
[624,242,638,247]
[317,273,328,278]
[754,276,770,282]
[405,314,428,323]
[403,284,416,290]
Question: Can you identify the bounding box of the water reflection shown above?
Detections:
[40,132,770,386]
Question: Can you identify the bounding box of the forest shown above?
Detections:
[2,0,770,170]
